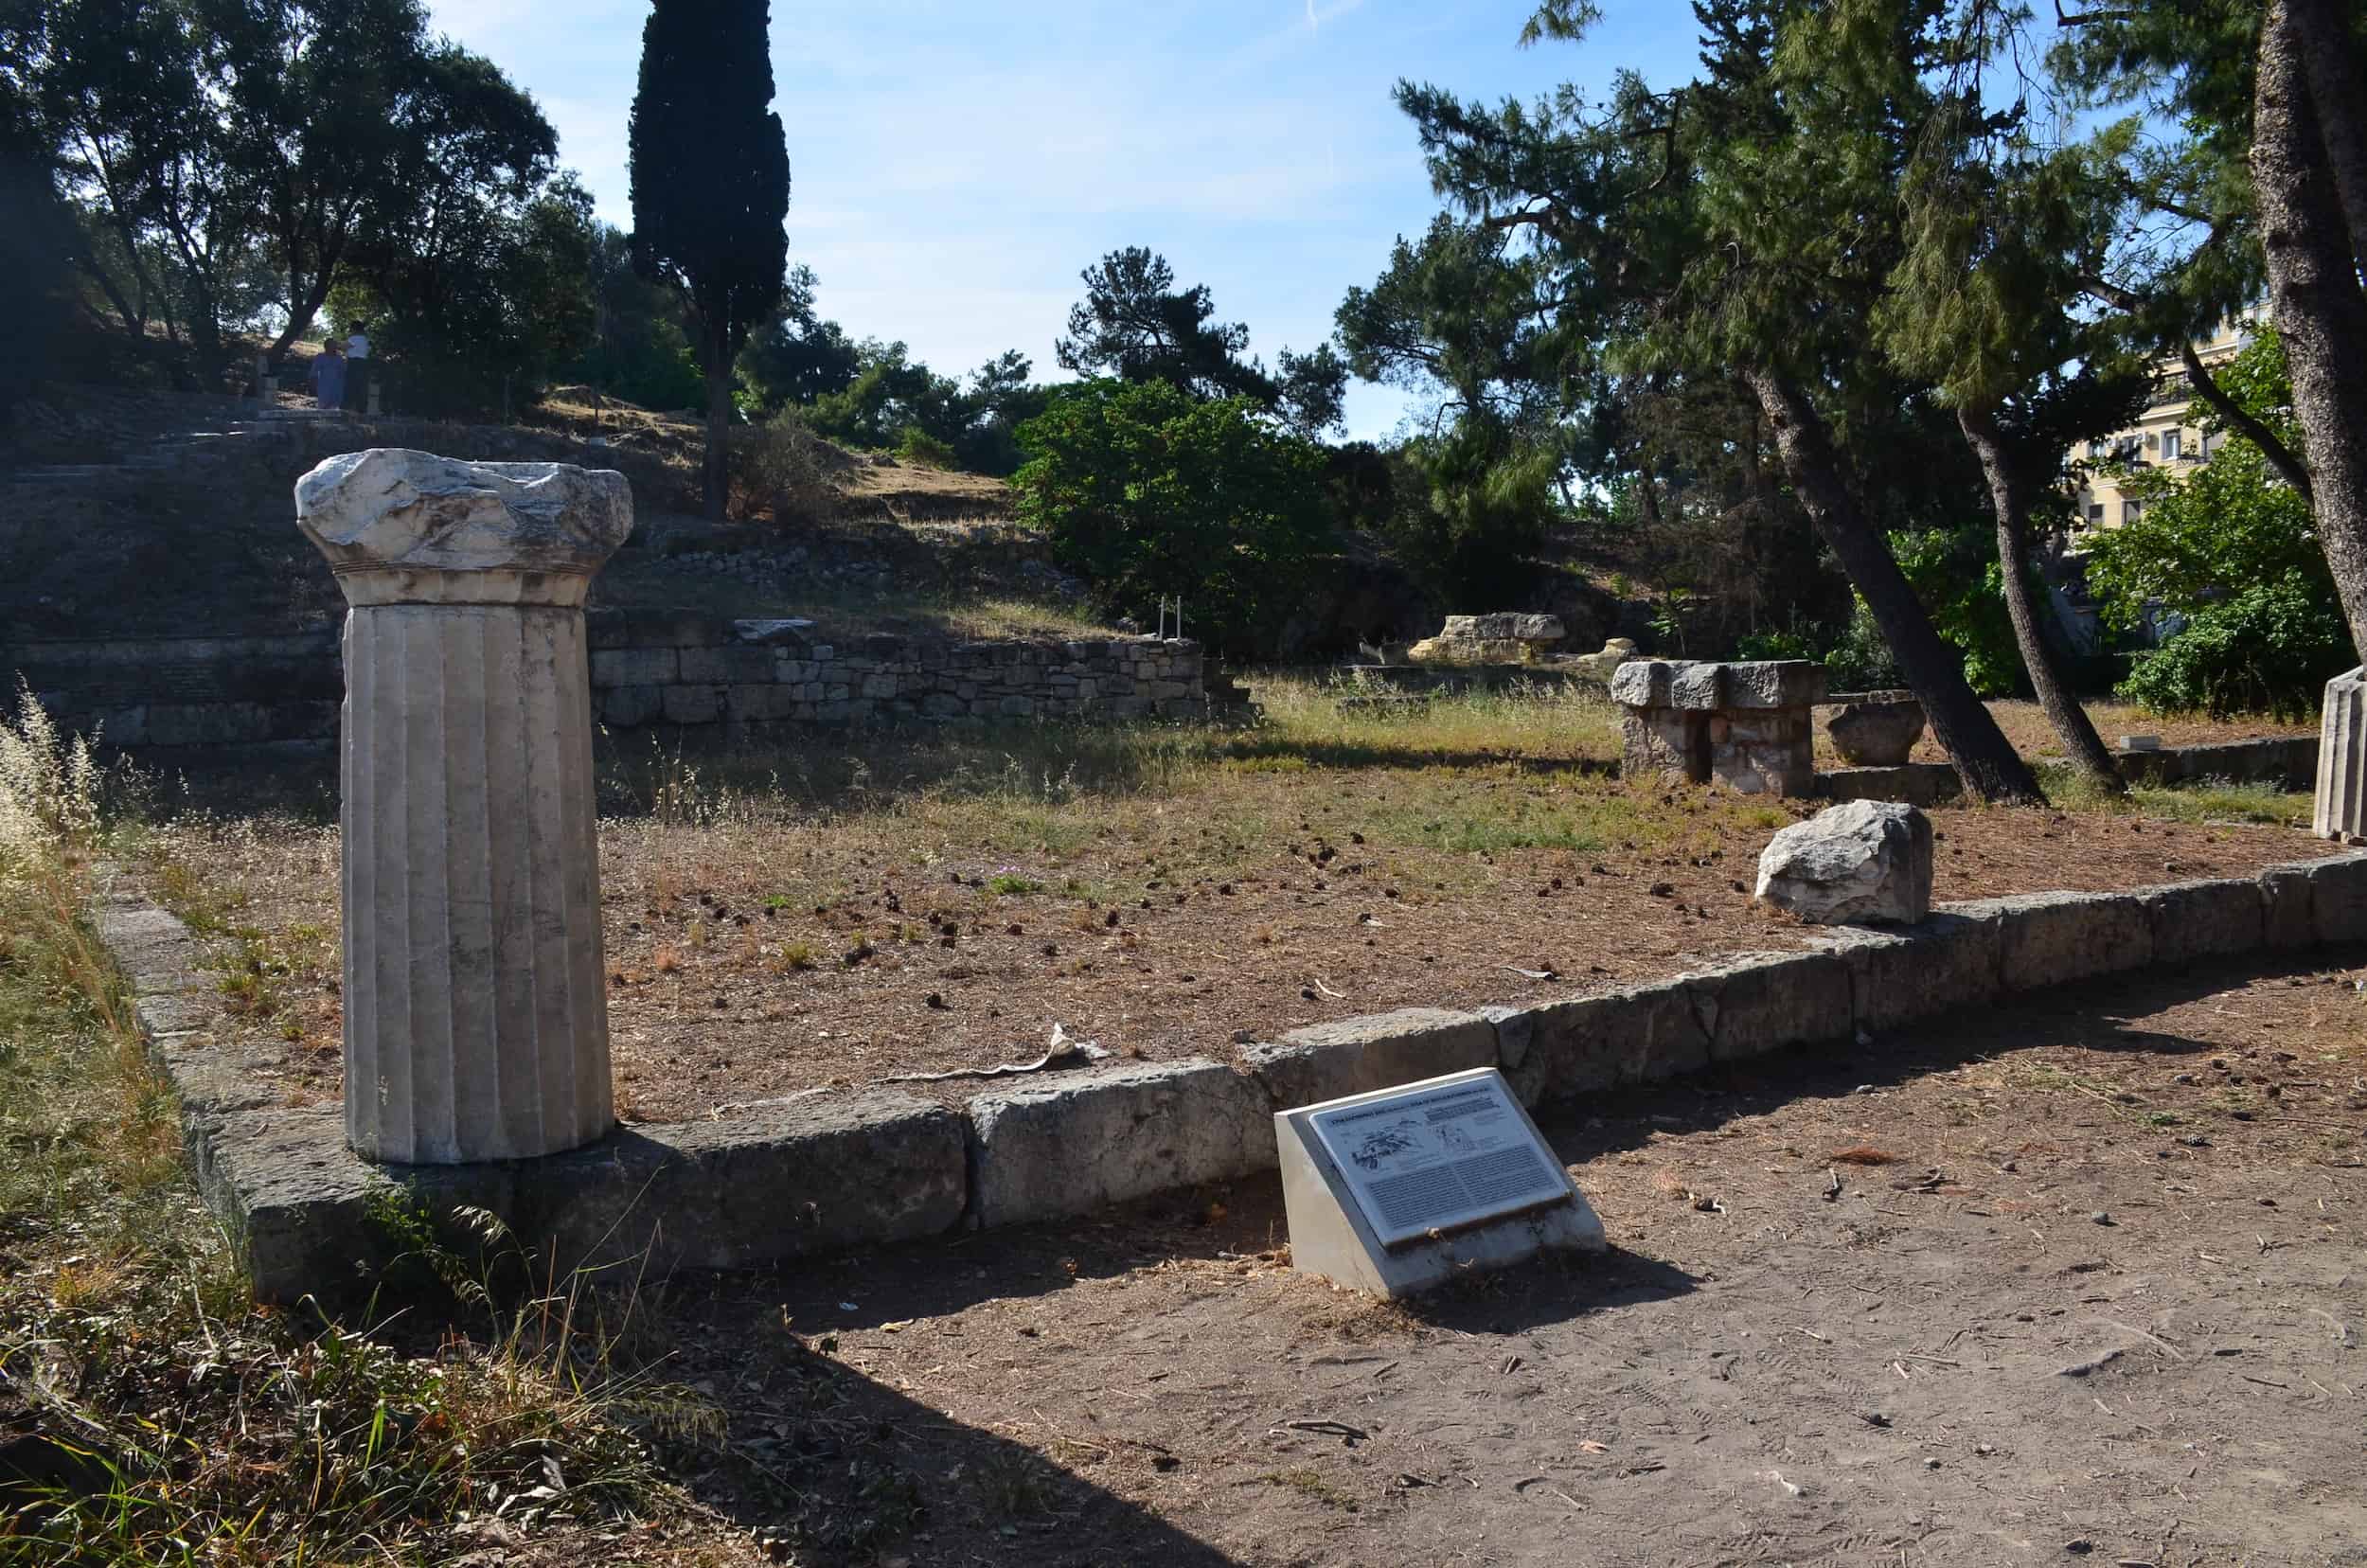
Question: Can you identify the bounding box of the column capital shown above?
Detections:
[296,448,634,608]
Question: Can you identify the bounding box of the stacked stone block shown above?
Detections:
[1611,658,1825,796]
[5,619,1209,747]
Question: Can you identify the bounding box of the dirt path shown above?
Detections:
[635,951,2367,1566]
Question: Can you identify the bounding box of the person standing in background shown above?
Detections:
[343,323,372,412]
[308,336,347,411]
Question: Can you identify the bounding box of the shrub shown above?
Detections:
[2086,329,2356,717]
[1888,524,2023,697]
[1385,419,1555,607]
[1735,627,1821,663]
[2116,580,2352,721]
[1820,600,1905,691]
[1013,380,1330,652]
[895,425,958,469]
[730,411,834,525]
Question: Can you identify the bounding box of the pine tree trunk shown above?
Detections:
[2253,0,2367,655]
[703,344,731,521]
[2289,0,2367,275]
[1744,367,2047,806]
[1957,403,2126,795]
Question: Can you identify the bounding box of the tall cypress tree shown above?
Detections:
[628,0,790,518]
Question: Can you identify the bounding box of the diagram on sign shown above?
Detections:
[1309,1076,1574,1249]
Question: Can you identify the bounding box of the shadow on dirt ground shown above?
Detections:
[604,949,2367,1566]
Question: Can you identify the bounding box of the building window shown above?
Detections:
[2122,499,2144,525]
[2088,503,2106,523]
[2087,438,2107,460]
[2198,429,2215,460]
[2162,429,2181,461]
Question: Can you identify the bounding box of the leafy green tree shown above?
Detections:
[333,173,597,414]
[804,339,961,449]
[567,222,703,410]
[0,69,77,419]
[1353,0,2043,800]
[629,0,791,517]
[14,0,571,380]
[1855,0,2147,790]
[2085,330,2356,717]
[2052,0,2367,684]
[223,0,442,362]
[1388,415,1559,607]
[1013,380,1331,651]
[1887,525,2024,699]
[737,271,860,410]
[1058,246,1348,435]
[951,349,1054,476]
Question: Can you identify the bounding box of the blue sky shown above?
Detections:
[423,2,1710,439]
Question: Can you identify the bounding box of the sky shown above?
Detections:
[421,1,1712,440]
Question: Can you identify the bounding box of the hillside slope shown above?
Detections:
[0,385,1101,642]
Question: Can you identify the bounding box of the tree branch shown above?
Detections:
[2180,340,2315,505]
[2054,2,2138,24]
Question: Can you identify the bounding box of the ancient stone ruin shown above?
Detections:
[1820,689,1927,767]
[1754,799,1933,924]
[1407,613,1566,666]
[1611,658,1825,796]
[2319,667,2364,844]
[1568,636,1638,683]
[297,447,629,1164]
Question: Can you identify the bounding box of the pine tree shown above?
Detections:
[628,0,790,518]
[1374,0,2046,801]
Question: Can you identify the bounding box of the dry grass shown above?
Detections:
[0,695,758,1567]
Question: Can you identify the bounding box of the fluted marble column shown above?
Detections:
[296,448,632,1163]
[2319,667,2367,844]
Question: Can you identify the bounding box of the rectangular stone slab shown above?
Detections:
[1243,1007,1500,1110]
[967,1059,1273,1229]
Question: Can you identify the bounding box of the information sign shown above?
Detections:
[1308,1073,1572,1247]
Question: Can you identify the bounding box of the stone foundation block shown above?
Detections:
[1815,909,2002,1035]
[1243,1007,1498,1110]
[1681,950,1853,1062]
[968,1060,1272,1228]
[724,682,797,722]
[1724,660,1828,709]
[1817,763,1962,808]
[601,684,662,727]
[2139,879,2267,965]
[679,645,777,685]
[1497,983,1712,1107]
[527,1093,968,1274]
[1966,890,2155,990]
[2258,865,2319,949]
[2305,850,2367,944]
[590,647,677,686]
[661,684,721,723]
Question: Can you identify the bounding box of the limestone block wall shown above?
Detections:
[581,613,1208,730]
[2,616,1208,749]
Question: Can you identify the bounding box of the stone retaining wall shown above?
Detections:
[98,848,2367,1301]
[4,616,1207,747]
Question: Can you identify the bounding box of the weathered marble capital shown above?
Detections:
[297,447,632,608]
[297,449,632,1165]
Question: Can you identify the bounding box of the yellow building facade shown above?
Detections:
[2071,314,2260,534]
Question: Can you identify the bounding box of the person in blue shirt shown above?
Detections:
[308,337,347,411]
